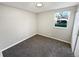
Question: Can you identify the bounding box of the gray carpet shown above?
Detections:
[2,34,74,57]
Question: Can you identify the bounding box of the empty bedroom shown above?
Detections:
[0,2,79,57]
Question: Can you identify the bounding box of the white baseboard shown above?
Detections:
[0,33,71,52]
[0,33,36,54]
[0,33,71,57]
[38,33,71,44]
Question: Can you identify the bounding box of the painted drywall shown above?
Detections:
[37,6,77,43]
[74,37,79,57]
[74,36,79,57]
[74,6,79,57]
[0,5,37,52]
[71,6,79,52]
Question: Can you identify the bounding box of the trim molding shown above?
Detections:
[0,33,71,57]
[38,33,71,44]
[0,33,36,53]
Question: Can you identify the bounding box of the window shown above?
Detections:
[55,11,70,28]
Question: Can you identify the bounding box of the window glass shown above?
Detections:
[55,11,70,27]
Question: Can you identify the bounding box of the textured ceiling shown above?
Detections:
[0,2,79,13]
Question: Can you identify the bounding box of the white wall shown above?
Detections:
[74,36,79,57]
[37,6,77,43]
[71,6,79,52]
[73,5,79,57]
[0,5,37,52]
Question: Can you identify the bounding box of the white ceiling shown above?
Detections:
[0,2,79,13]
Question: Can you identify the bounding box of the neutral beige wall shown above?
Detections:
[0,5,37,51]
[37,6,77,43]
